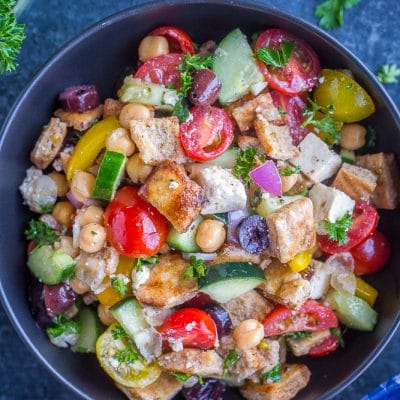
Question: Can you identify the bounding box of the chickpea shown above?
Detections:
[52,201,75,227]
[233,319,264,350]
[97,304,116,326]
[70,171,95,203]
[138,35,169,62]
[340,123,367,150]
[69,277,90,295]
[76,205,104,226]
[48,172,69,197]
[126,153,154,184]
[196,219,226,253]
[79,222,107,253]
[106,127,136,156]
[119,103,154,129]
[281,173,299,193]
[54,235,79,258]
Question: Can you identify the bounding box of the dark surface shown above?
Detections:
[0,1,399,399]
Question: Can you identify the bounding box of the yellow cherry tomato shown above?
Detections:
[96,256,135,307]
[66,116,120,180]
[288,249,313,273]
[355,277,378,307]
[96,324,161,388]
[314,69,375,123]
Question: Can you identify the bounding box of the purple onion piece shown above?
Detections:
[182,378,226,400]
[59,85,100,113]
[66,191,83,209]
[43,283,77,317]
[238,215,269,255]
[28,280,53,328]
[249,160,282,196]
[203,305,232,337]
[183,293,215,309]
[182,252,217,262]
[227,208,249,244]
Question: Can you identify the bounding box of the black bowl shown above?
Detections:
[1,1,400,399]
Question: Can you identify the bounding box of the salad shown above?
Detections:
[19,25,399,400]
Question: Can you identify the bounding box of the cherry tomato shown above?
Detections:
[180,106,234,161]
[255,29,320,95]
[158,308,217,350]
[27,240,36,254]
[149,26,195,54]
[263,300,338,337]
[270,90,309,146]
[135,53,182,86]
[351,230,391,275]
[105,186,169,258]
[308,335,340,357]
[318,201,378,255]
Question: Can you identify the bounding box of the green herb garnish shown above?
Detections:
[331,327,347,348]
[256,41,296,68]
[170,371,191,382]
[279,165,301,176]
[184,256,206,279]
[377,64,400,84]
[114,346,140,364]
[110,276,129,297]
[315,0,362,30]
[261,363,283,383]
[325,212,353,245]
[234,146,257,184]
[284,331,312,340]
[112,325,128,340]
[135,255,158,272]
[25,219,60,248]
[39,204,55,214]
[223,349,240,374]
[46,314,80,338]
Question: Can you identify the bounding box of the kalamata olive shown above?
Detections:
[43,283,77,317]
[28,280,53,328]
[238,215,269,255]
[59,85,99,113]
[183,292,215,309]
[203,305,232,337]
[182,378,226,400]
[189,69,221,106]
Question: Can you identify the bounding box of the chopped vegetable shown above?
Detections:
[73,307,104,353]
[47,314,80,338]
[25,219,60,249]
[110,276,129,297]
[114,346,140,364]
[325,212,353,246]
[234,146,257,184]
[170,371,191,382]
[284,331,312,340]
[184,255,207,279]
[355,277,378,307]
[256,41,296,68]
[279,165,301,176]
[223,349,240,374]
[288,249,313,272]
[135,255,159,272]
[167,216,203,253]
[111,325,128,340]
[377,64,400,84]
[261,363,283,383]
[331,327,347,348]
[249,160,282,196]
[315,0,362,30]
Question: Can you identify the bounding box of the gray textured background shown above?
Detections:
[0,0,399,399]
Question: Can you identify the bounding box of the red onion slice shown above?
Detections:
[249,160,282,196]
[66,191,83,209]
[59,85,100,113]
[227,208,249,244]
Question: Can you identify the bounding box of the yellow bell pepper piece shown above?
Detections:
[288,249,313,273]
[66,116,120,180]
[355,277,378,307]
[96,256,135,307]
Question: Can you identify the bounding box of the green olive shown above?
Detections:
[314,69,375,123]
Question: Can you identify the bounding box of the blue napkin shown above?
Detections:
[361,375,400,400]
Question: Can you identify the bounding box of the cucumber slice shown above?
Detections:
[340,149,356,164]
[213,29,264,105]
[257,194,304,217]
[326,289,378,331]
[73,307,104,353]
[117,76,178,111]
[92,150,127,201]
[110,298,149,341]
[198,262,266,303]
[27,245,75,285]
[202,147,239,169]
[167,216,203,252]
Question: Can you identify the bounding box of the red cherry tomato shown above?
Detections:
[263,300,338,337]
[158,308,217,350]
[180,106,234,161]
[351,230,391,275]
[27,240,36,254]
[270,90,309,146]
[149,26,195,54]
[135,53,182,86]
[308,335,340,357]
[255,29,320,95]
[104,186,169,258]
[318,201,378,255]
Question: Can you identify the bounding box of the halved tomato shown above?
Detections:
[318,201,378,254]
[308,335,340,357]
[180,106,234,161]
[149,26,195,54]
[255,29,320,95]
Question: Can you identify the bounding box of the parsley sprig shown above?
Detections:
[25,219,60,249]
[184,256,206,279]
[135,255,158,272]
[47,314,80,338]
[331,327,347,348]
[114,346,140,364]
[169,371,191,382]
[279,165,301,176]
[223,349,240,374]
[0,0,25,72]
[377,64,400,84]
[325,212,353,245]
[111,276,129,297]
[256,41,296,68]
[261,363,283,383]
[284,331,312,340]
[112,325,128,340]
[315,0,362,30]
[234,146,257,184]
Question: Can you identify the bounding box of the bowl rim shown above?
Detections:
[1,1,400,399]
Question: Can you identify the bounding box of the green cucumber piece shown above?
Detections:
[92,150,127,201]
[326,289,378,331]
[117,76,178,111]
[213,28,264,105]
[257,194,304,217]
[167,216,203,252]
[340,149,356,164]
[198,262,266,303]
[73,307,104,353]
[110,298,148,341]
[202,147,239,169]
[27,245,75,285]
